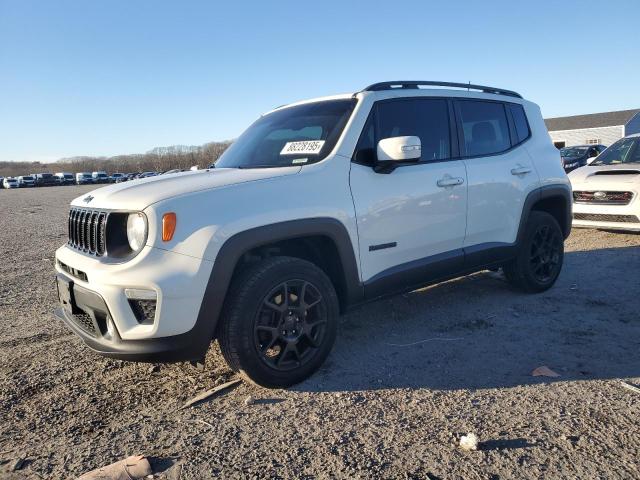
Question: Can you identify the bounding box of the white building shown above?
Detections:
[545,109,640,149]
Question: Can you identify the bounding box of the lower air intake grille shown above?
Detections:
[574,213,639,223]
[71,312,97,337]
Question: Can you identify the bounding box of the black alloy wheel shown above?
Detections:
[529,224,562,283]
[254,279,328,371]
[219,256,339,388]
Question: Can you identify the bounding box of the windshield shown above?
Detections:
[82,173,92,178]
[216,99,357,169]
[591,137,640,165]
[560,147,587,158]
[64,174,73,179]
[22,176,33,180]
[40,173,52,178]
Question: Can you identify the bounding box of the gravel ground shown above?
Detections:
[1,185,639,479]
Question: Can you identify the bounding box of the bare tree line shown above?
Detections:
[0,141,231,178]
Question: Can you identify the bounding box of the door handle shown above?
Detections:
[436,176,464,187]
[511,166,532,176]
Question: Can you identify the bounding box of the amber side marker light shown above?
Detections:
[162,213,177,242]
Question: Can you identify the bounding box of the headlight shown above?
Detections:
[126,212,148,253]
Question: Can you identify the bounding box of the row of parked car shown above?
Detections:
[0,170,188,189]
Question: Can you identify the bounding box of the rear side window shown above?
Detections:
[457,100,511,157]
[509,104,530,144]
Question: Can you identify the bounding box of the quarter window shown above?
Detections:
[509,104,531,144]
[457,101,511,156]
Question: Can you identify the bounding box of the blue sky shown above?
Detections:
[1,0,638,162]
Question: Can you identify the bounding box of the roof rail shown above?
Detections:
[361,81,522,99]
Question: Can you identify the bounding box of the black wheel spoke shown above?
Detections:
[256,325,280,351]
[277,341,300,366]
[304,332,321,348]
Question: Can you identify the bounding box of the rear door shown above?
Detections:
[455,99,540,250]
[349,97,468,288]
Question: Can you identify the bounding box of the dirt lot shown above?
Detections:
[0,185,639,479]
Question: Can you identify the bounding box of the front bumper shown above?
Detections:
[572,194,640,232]
[54,280,208,362]
[54,243,215,362]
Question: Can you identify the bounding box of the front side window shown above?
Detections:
[376,99,451,162]
[216,99,356,169]
[591,137,640,165]
[457,100,511,157]
[353,98,451,165]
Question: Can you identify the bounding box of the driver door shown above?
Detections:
[349,97,468,295]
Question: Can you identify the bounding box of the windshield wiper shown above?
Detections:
[237,164,295,169]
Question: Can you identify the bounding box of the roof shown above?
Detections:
[545,109,640,131]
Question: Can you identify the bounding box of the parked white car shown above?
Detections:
[3,177,19,189]
[17,175,36,187]
[55,172,75,185]
[54,81,571,387]
[569,133,640,231]
[76,172,93,185]
[92,171,109,184]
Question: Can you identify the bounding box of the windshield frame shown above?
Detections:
[215,98,358,170]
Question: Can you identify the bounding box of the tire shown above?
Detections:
[218,256,339,388]
[503,211,564,293]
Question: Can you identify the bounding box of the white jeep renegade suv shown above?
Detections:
[54,81,571,388]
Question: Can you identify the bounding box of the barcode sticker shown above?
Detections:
[280,140,325,155]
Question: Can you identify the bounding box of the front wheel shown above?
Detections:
[218,256,339,388]
[503,211,564,293]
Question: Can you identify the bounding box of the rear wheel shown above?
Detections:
[219,256,339,388]
[503,211,564,292]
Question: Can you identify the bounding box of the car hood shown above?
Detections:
[568,164,640,186]
[70,167,301,210]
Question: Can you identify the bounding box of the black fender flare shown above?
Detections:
[516,184,572,243]
[195,217,363,343]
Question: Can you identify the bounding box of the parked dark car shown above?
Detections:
[110,173,127,183]
[560,144,607,172]
[34,173,58,187]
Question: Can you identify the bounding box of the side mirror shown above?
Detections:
[374,136,421,173]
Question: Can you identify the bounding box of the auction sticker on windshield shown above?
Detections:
[280,140,325,155]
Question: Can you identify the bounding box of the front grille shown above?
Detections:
[573,190,634,205]
[574,213,639,223]
[68,208,108,255]
[70,312,97,337]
